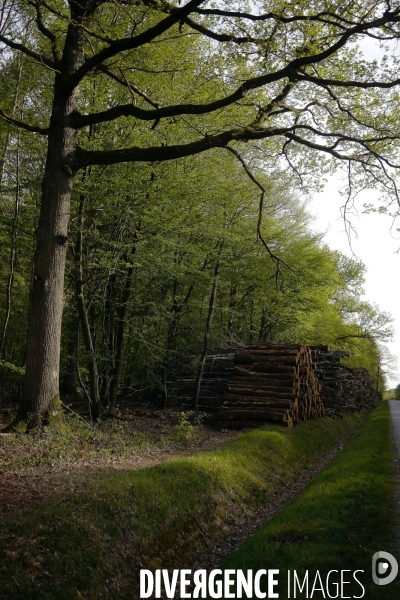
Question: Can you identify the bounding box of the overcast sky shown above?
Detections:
[310,179,400,387]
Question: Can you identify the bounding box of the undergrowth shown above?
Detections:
[0,411,166,469]
[172,411,204,443]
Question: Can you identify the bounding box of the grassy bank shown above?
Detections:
[223,402,398,599]
[0,414,361,599]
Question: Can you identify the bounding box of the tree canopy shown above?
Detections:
[1,0,399,426]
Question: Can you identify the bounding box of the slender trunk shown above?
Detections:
[108,242,137,413]
[0,133,9,190]
[0,59,23,190]
[161,366,168,409]
[249,297,255,342]
[0,135,20,357]
[161,277,196,405]
[11,5,90,429]
[226,285,237,343]
[61,316,80,397]
[75,193,103,418]
[100,273,117,399]
[0,61,24,357]
[192,255,222,410]
[376,362,380,393]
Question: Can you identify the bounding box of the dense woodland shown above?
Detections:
[0,1,399,426]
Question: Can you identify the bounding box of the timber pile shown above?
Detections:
[311,345,376,415]
[169,347,238,410]
[169,343,376,420]
[218,343,324,428]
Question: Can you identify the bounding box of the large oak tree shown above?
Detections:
[1,0,400,427]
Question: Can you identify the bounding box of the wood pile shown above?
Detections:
[218,344,324,427]
[169,343,376,423]
[311,345,376,416]
[168,347,238,410]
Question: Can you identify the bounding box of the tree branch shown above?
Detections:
[28,1,56,42]
[181,15,259,44]
[295,71,400,89]
[73,125,297,168]
[67,0,206,90]
[96,64,160,108]
[70,11,400,127]
[193,7,358,27]
[0,108,50,134]
[0,34,56,69]
[224,146,300,290]
[69,4,400,90]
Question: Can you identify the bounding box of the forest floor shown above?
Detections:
[0,401,240,516]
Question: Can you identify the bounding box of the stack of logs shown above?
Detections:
[168,348,237,410]
[218,344,324,427]
[169,343,377,423]
[311,345,376,415]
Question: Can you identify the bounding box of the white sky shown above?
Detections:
[310,181,400,387]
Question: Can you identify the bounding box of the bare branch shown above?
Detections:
[224,145,300,290]
[96,64,160,108]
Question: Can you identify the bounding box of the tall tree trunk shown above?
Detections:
[192,253,222,410]
[10,4,89,429]
[0,133,9,191]
[100,273,117,399]
[248,297,255,342]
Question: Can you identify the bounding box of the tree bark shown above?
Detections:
[10,3,90,429]
[226,285,237,343]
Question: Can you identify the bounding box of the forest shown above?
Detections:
[2,2,400,599]
[0,0,398,427]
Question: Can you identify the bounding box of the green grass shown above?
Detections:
[223,401,399,599]
[0,414,361,599]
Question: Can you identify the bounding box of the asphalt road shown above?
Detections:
[389,401,400,456]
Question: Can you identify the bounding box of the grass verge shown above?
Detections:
[223,401,398,599]
[0,414,361,599]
